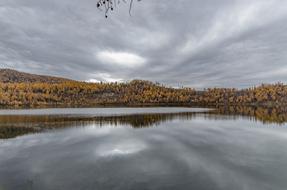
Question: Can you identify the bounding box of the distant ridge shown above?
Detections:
[0,69,286,108]
[0,69,72,83]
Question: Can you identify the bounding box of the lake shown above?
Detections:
[0,107,287,190]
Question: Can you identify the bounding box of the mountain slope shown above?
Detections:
[0,69,72,83]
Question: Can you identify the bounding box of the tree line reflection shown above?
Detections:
[210,106,287,125]
[1,106,287,139]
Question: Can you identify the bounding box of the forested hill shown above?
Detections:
[0,69,287,107]
[0,69,72,83]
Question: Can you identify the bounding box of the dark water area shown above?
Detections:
[0,107,287,190]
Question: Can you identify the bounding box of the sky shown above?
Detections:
[0,0,287,88]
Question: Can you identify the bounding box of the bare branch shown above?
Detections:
[97,0,141,18]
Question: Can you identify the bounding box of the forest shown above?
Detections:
[0,79,287,107]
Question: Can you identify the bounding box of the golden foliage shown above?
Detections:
[0,81,286,107]
[0,80,195,107]
[196,83,287,106]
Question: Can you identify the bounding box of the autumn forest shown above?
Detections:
[0,69,286,108]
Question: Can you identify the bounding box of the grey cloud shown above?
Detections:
[0,0,287,88]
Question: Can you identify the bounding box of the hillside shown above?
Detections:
[0,69,286,107]
[0,69,72,83]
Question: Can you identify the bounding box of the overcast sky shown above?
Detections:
[1,0,287,88]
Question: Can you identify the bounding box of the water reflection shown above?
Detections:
[1,106,287,139]
[211,106,287,124]
[0,111,287,190]
[0,112,201,139]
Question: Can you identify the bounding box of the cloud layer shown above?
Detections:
[0,0,287,88]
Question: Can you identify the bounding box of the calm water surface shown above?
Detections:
[0,107,287,190]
